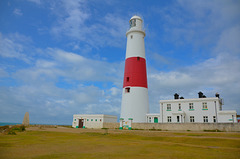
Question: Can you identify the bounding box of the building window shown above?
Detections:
[131,35,133,39]
[125,87,130,93]
[213,116,216,123]
[91,119,93,121]
[95,119,97,122]
[167,104,171,111]
[202,102,208,110]
[100,119,102,122]
[87,119,89,121]
[178,103,181,110]
[126,77,129,82]
[190,116,195,123]
[74,119,76,121]
[189,103,194,110]
[203,116,208,123]
[149,117,151,123]
[167,116,172,122]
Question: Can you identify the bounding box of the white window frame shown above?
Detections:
[167,116,172,123]
[189,103,194,109]
[213,116,216,123]
[202,102,208,109]
[203,116,208,123]
[190,116,195,123]
[167,104,171,111]
[178,103,181,110]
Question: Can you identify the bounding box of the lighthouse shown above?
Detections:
[120,15,149,125]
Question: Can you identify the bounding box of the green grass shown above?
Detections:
[0,129,240,159]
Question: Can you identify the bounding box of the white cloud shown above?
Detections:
[214,26,240,55]
[148,52,240,113]
[0,33,33,63]
[13,9,23,16]
[50,0,128,49]
[156,0,240,51]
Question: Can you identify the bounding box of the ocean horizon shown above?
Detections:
[0,122,71,126]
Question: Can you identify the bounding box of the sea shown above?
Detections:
[0,122,71,126]
[0,122,22,126]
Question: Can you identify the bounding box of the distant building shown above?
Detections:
[72,114,117,129]
[147,92,237,123]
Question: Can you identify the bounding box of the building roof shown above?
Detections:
[159,97,221,103]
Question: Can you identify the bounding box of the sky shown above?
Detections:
[0,0,240,125]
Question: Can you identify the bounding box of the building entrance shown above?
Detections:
[78,119,83,128]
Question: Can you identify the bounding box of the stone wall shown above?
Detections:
[103,122,240,132]
[103,122,119,129]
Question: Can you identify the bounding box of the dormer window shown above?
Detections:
[130,19,136,28]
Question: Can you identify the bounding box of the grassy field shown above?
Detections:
[0,128,240,159]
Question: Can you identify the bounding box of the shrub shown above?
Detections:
[11,125,26,132]
[8,129,16,135]
[204,129,222,132]
[149,129,162,131]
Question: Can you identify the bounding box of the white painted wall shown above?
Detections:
[159,97,237,123]
[121,87,149,122]
[72,114,117,128]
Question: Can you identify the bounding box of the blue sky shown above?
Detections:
[0,0,240,125]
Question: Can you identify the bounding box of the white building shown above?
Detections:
[148,92,237,123]
[72,114,117,129]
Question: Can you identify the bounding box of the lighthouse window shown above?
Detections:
[125,87,130,93]
[137,57,140,61]
[126,77,129,82]
[130,19,136,28]
[131,35,133,39]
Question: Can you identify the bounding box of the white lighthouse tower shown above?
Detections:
[120,15,149,127]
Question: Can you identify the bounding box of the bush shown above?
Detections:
[149,129,162,131]
[0,126,9,133]
[204,129,222,132]
[8,129,16,135]
[11,125,26,132]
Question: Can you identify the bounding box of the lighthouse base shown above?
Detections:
[120,87,149,123]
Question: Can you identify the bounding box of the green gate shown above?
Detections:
[154,117,158,123]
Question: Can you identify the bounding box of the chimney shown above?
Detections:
[174,93,179,99]
[215,93,220,98]
[198,91,203,98]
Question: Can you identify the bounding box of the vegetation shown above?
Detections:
[0,128,240,159]
[204,129,222,132]
[0,125,25,135]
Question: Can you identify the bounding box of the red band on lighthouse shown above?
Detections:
[123,56,148,88]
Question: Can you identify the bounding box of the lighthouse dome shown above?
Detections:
[130,15,142,21]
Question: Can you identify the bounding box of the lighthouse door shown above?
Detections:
[78,119,83,128]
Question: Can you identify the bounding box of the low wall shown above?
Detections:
[103,122,119,129]
[103,123,240,132]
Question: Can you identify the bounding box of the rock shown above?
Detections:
[22,112,30,126]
